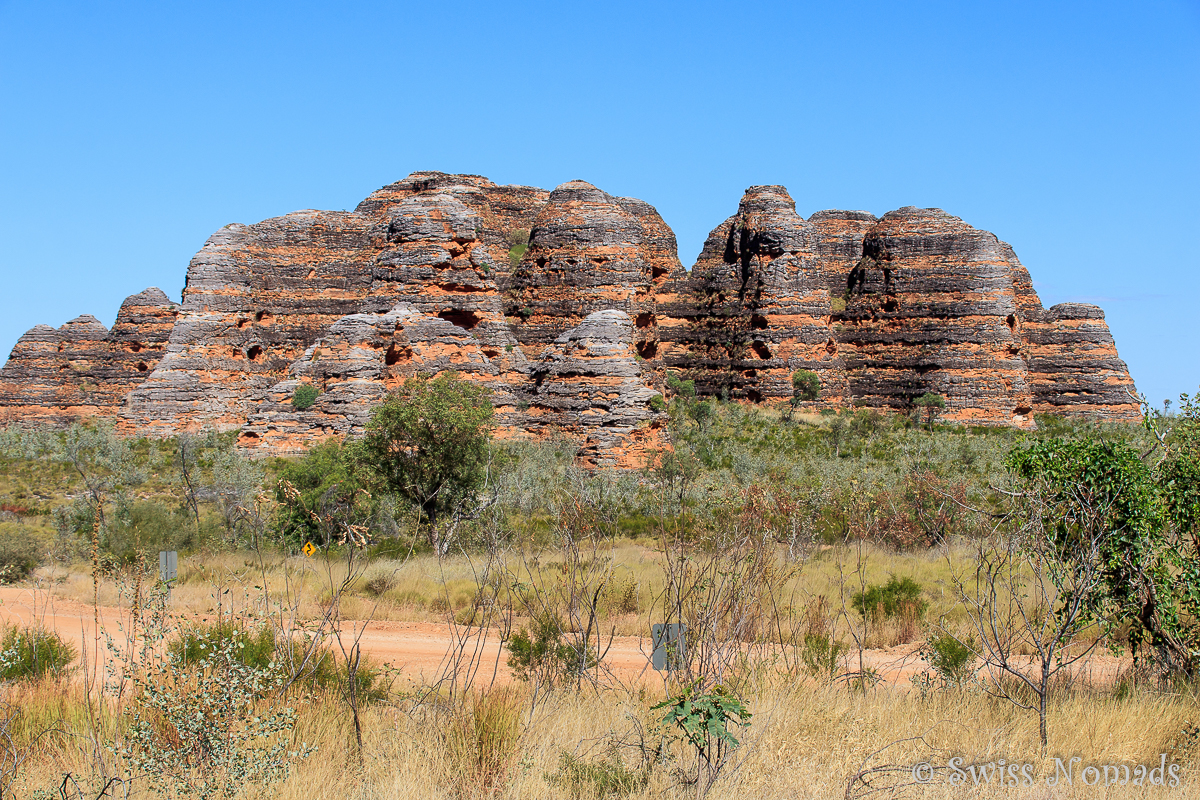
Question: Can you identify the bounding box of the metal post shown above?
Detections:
[651,623,686,672]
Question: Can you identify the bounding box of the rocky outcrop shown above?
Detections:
[525,311,669,469]
[0,173,1142,458]
[119,212,379,434]
[0,289,178,425]
[1004,248,1137,418]
[833,207,1037,427]
[237,306,667,466]
[506,181,682,359]
[238,303,520,454]
[122,173,538,435]
[656,186,851,404]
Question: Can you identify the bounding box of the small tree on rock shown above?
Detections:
[785,370,821,420]
[913,392,946,430]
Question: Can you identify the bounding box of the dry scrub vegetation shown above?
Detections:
[3,390,1200,798]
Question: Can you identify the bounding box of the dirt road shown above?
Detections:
[0,585,1122,688]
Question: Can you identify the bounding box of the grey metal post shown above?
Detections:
[159,550,177,598]
[651,623,686,672]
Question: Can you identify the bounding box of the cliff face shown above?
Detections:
[237,303,521,455]
[656,186,850,404]
[835,207,1036,427]
[505,181,681,359]
[121,173,543,435]
[0,172,1142,462]
[525,310,669,470]
[0,289,178,425]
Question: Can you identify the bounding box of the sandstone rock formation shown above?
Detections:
[835,207,1036,427]
[1008,250,1139,420]
[122,173,542,436]
[525,310,669,469]
[656,186,851,404]
[0,288,178,425]
[506,181,682,359]
[0,172,1142,462]
[238,303,521,454]
[656,190,1138,427]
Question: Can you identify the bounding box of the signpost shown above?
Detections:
[302,541,317,558]
[158,550,177,582]
[159,550,177,600]
[651,623,686,672]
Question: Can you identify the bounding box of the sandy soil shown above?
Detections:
[0,584,1126,688]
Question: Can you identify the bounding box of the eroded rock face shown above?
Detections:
[834,207,1036,427]
[656,186,850,404]
[238,304,519,454]
[506,181,682,359]
[123,173,539,435]
[526,310,669,469]
[1002,247,1138,418]
[0,173,1142,458]
[120,212,379,434]
[237,305,665,467]
[0,289,178,425]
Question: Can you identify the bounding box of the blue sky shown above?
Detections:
[1,1,1197,407]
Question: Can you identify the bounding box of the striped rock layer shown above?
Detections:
[0,173,1139,462]
[0,288,178,425]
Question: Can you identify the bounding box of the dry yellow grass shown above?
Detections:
[39,541,993,639]
[9,674,1195,799]
[8,544,1185,799]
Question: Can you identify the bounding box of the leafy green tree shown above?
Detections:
[358,372,494,552]
[666,372,696,399]
[1005,438,1186,673]
[913,392,946,430]
[783,370,821,421]
[273,439,370,548]
[791,370,820,402]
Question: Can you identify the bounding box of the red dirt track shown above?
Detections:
[0,585,1124,688]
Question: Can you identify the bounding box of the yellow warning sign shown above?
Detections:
[302,542,317,557]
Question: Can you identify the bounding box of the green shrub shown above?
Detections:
[0,625,75,680]
[506,612,593,686]
[122,629,312,798]
[105,501,197,565]
[666,373,696,399]
[649,394,666,413]
[172,620,385,702]
[791,370,821,402]
[507,228,530,269]
[800,632,846,683]
[922,630,977,685]
[851,576,927,622]
[652,684,751,760]
[0,524,41,583]
[291,383,319,410]
[273,438,371,547]
[173,621,278,671]
[359,372,494,538]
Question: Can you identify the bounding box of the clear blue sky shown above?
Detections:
[1,1,1197,407]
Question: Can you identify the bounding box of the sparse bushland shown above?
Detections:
[4,390,1200,796]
